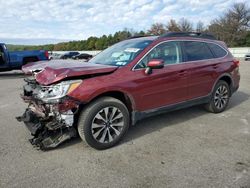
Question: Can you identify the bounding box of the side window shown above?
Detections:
[135,41,182,69]
[207,43,227,58]
[183,41,214,61]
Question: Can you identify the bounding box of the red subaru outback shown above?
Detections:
[18,32,240,150]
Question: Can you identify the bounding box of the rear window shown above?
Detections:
[183,41,214,61]
[207,43,227,58]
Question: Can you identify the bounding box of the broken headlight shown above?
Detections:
[37,80,82,102]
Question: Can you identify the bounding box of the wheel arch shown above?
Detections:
[212,73,234,96]
[89,91,135,112]
[78,90,136,126]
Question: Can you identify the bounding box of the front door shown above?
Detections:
[132,41,189,111]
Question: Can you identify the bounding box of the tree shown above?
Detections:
[196,21,205,32]
[86,37,98,50]
[209,2,250,46]
[229,3,250,29]
[178,18,193,32]
[95,35,108,50]
[166,19,181,32]
[113,30,132,43]
[133,30,146,37]
[147,23,167,35]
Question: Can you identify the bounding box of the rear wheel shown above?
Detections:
[77,97,130,150]
[205,80,230,113]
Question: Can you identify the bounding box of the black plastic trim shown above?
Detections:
[160,32,216,40]
[131,95,210,125]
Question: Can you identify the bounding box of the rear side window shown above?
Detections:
[207,43,227,58]
[183,41,214,61]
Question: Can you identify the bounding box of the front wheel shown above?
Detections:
[205,80,230,113]
[77,97,130,150]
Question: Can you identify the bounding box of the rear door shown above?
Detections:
[182,41,219,100]
[132,41,189,111]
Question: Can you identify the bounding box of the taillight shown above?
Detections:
[45,51,49,59]
[233,59,240,67]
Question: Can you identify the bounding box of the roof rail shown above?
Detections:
[160,32,216,40]
[128,35,150,39]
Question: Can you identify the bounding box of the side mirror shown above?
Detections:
[145,59,164,74]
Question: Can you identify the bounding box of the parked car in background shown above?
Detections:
[18,32,240,150]
[245,53,250,61]
[49,52,63,60]
[0,43,48,72]
[60,52,80,59]
[72,53,93,60]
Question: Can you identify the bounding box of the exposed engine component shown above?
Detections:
[29,127,76,150]
[17,79,79,150]
[17,108,77,150]
[59,111,74,127]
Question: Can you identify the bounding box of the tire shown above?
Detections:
[77,97,130,150]
[205,80,230,113]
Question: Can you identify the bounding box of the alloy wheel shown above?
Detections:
[91,106,124,143]
[214,85,229,109]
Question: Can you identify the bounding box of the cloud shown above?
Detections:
[0,0,249,43]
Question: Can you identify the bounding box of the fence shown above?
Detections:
[229,47,250,58]
[53,51,101,56]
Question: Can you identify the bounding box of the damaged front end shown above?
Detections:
[16,78,82,150]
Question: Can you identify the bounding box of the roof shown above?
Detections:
[160,32,216,40]
[126,32,217,43]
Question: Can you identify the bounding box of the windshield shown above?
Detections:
[89,39,153,66]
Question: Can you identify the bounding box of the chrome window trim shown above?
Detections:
[132,39,229,71]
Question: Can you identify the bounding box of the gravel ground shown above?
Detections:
[0,61,250,188]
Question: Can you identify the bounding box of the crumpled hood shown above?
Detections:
[22,60,118,85]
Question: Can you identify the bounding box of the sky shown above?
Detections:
[0,0,248,45]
